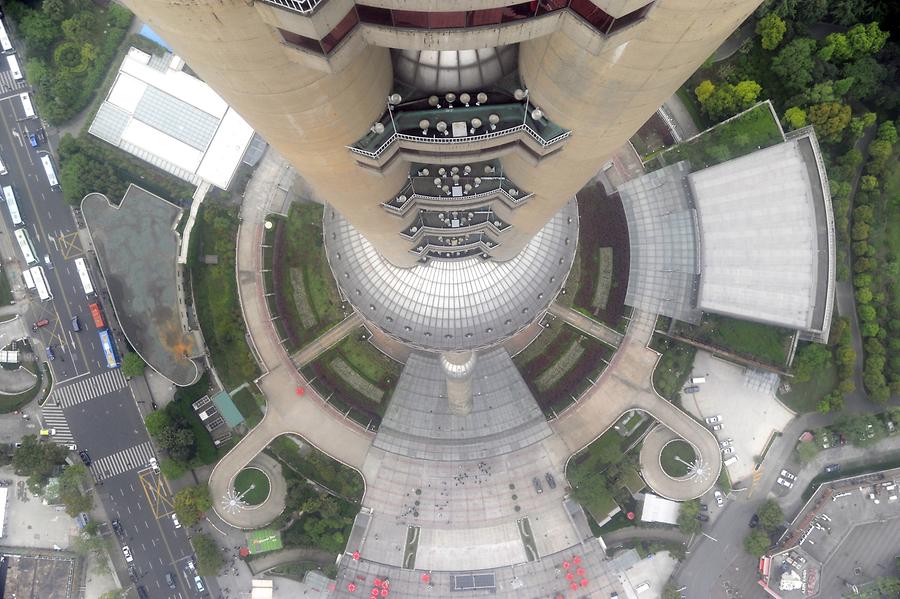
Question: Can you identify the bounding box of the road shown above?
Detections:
[0,46,211,599]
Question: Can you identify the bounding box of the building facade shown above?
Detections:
[119,0,761,268]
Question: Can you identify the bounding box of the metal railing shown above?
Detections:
[259,0,325,15]
[348,124,571,159]
[381,187,532,216]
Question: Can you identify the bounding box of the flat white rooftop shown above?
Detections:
[89,47,254,190]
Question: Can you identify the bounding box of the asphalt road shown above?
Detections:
[0,51,212,599]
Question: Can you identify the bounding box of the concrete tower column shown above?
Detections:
[440,351,478,416]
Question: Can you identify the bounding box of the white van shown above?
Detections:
[724,455,738,466]
[635,582,651,593]
[690,376,707,384]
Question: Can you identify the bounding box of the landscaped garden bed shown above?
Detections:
[672,314,793,368]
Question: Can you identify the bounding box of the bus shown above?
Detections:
[0,21,12,53]
[29,265,51,301]
[98,329,120,369]
[13,228,36,266]
[88,302,105,329]
[3,185,22,227]
[6,54,21,80]
[74,257,94,295]
[21,268,35,290]
[40,155,58,189]
[19,92,34,119]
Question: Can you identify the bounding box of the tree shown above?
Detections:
[19,10,58,48]
[695,80,716,104]
[733,81,762,107]
[846,22,889,57]
[807,102,852,142]
[13,435,68,492]
[772,38,817,93]
[873,578,900,597]
[822,32,853,62]
[844,57,887,101]
[58,464,93,516]
[783,107,806,130]
[42,0,70,23]
[876,121,897,145]
[193,534,224,576]
[796,440,819,463]
[160,458,187,480]
[859,175,879,192]
[756,13,786,50]
[173,484,212,526]
[677,500,701,535]
[793,343,830,382]
[756,499,784,530]
[122,353,147,378]
[743,530,771,556]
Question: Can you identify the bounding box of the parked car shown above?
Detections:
[78,450,91,467]
[696,513,709,522]
[776,477,794,489]
[122,546,133,563]
[711,423,723,432]
[719,439,733,449]
[714,490,724,507]
[722,446,734,455]
[824,463,841,474]
[532,477,543,494]
[545,473,556,489]
[705,415,722,425]
[749,514,759,528]
[32,319,49,331]
[780,469,797,481]
[699,503,708,512]
[683,385,700,394]
[46,346,55,361]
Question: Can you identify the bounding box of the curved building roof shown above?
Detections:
[392,45,518,94]
[324,199,578,352]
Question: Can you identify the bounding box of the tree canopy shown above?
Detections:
[192,534,224,577]
[756,499,784,530]
[756,13,786,50]
[13,435,68,492]
[743,530,771,556]
[173,484,212,527]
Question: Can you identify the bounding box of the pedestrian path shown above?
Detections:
[40,402,75,445]
[90,440,156,482]
[54,370,128,408]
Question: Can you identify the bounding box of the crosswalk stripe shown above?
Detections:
[0,69,26,94]
[53,370,128,409]
[39,402,75,445]
[90,441,156,482]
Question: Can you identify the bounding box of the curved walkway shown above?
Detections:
[208,150,373,529]
[247,546,335,575]
[221,454,287,529]
[553,310,721,500]
[639,425,715,497]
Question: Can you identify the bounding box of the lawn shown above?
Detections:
[301,328,401,426]
[513,320,615,416]
[674,314,792,367]
[231,384,264,429]
[190,205,261,389]
[269,203,345,352]
[648,102,783,171]
[233,468,270,505]
[660,440,696,477]
[650,334,697,402]
[778,359,838,413]
[170,372,219,465]
[0,268,12,305]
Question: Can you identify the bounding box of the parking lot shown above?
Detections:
[0,467,75,549]
[681,351,793,482]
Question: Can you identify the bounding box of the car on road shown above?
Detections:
[192,574,205,592]
[683,385,700,394]
[71,316,81,332]
[776,477,794,489]
[122,546,133,563]
[78,450,91,467]
[136,586,149,599]
[45,346,55,361]
[43,254,52,269]
[545,473,556,489]
[148,456,160,474]
[111,519,123,536]
[780,469,797,481]
[39,428,56,436]
[165,572,177,590]
[705,415,722,425]
[714,490,724,507]
[532,477,543,494]
[27,132,37,147]
[711,423,723,431]
[696,513,709,522]
[719,439,733,449]
[32,319,49,331]
[749,514,759,528]
[171,513,181,529]
[824,463,841,474]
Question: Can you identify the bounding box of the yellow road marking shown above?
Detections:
[139,469,174,519]
[56,232,84,260]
